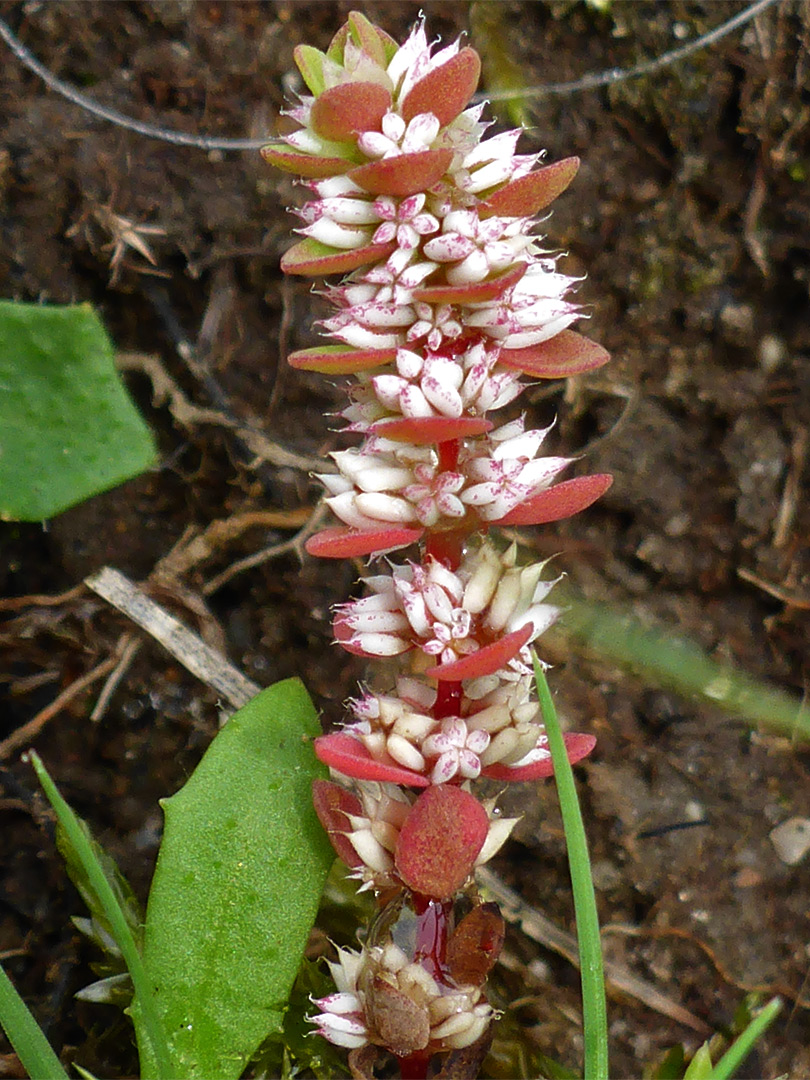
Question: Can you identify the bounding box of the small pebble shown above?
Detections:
[769,817,810,866]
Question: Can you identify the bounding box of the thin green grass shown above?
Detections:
[27,752,175,1080]
[710,997,782,1080]
[559,593,808,741]
[533,654,609,1080]
[0,962,69,1080]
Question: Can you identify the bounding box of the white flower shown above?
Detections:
[358,111,441,159]
[422,717,490,783]
[423,211,532,285]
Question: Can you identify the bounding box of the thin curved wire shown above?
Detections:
[0,0,781,152]
[0,16,267,150]
[478,0,781,102]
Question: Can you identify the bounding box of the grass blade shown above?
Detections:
[27,752,175,1080]
[533,653,608,1080]
[710,997,782,1080]
[0,962,69,1080]
[559,593,808,741]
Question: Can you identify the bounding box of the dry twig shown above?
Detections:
[476,866,712,1036]
[117,351,329,473]
[203,501,329,594]
[0,643,127,761]
[85,567,260,708]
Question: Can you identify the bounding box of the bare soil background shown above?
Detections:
[1,2,809,1077]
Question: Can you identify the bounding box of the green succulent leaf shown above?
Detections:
[294,45,328,95]
[0,301,156,521]
[684,1043,714,1080]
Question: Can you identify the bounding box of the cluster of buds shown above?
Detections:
[264,12,610,1077]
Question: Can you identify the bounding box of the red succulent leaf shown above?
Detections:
[445,903,505,986]
[314,732,430,787]
[310,82,392,142]
[499,329,610,378]
[281,237,396,276]
[495,474,613,526]
[412,262,527,304]
[287,344,398,373]
[369,415,493,444]
[394,785,489,899]
[305,526,424,558]
[479,157,580,217]
[400,47,482,127]
[482,732,596,781]
[426,624,533,681]
[261,143,351,179]
[350,149,453,197]
[311,779,365,867]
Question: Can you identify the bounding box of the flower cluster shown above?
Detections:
[265,12,610,1076]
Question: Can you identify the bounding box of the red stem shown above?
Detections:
[434,679,462,720]
[398,1050,431,1079]
[399,439,468,1079]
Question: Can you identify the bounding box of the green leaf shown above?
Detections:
[684,1042,714,1079]
[27,752,174,1079]
[0,962,69,1080]
[0,300,156,521]
[533,655,608,1080]
[141,678,333,1080]
[56,816,143,954]
[710,997,781,1080]
[558,591,809,741]
[650,1043,686,1080]
[293,45,327,96]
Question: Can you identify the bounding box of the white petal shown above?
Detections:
[301,220,370,249]
[355,492,418,523]
[445,249,491,285]
[386,734,426,772]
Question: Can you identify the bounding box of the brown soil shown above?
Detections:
[1,2,809,1078]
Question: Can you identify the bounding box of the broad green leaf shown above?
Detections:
[0,962,69,1080]
[141,679,333,1080]
[0,301,156,521]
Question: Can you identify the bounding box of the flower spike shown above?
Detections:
[265,10,609,1069]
